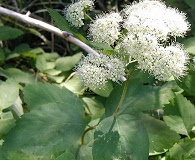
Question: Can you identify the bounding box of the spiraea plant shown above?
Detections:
[0,0,195,160]
[64,0,190,89]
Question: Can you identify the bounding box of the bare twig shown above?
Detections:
[0,6,99,56]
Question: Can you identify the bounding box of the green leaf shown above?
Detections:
[47,8,87,42]
[92,114,149,160]
[182,36,195,55]
[89,41,113,51]
[90,81,113,97]
[36,55,55,72]
[0,26,24,40]
[56,152,75,160]
[47,8,73,33]
[82,97,105,120]
[77,145,93,160]
[140,114,180,155]
[0,83,87,158]
[55,53,82,71]
[61,74,85,95]
[177,70,195,96]
[0,111,15,137]
[0,79,19,111]
[169,138,195,160]
[184,0,195,9]
[13,43,31,53]
[105,78,175,116]
[10,96,23,117]
[4,68,35,84]
[44,69,61,76]
[163,94,195,136]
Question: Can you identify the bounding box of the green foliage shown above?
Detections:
[163,94,195,136]
[0,26,24,40]
[0,0,195,159]
[184,0,195,9]
[169,138,195,160]
[105,78,176,116]
[55,53,82,71]
[141,114,180,155]
[0,83,87,159]
[0,79,18,138]
[93,114,149,160]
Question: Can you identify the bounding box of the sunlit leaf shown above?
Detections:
[0,79,19,111]
[163,94,195,136]
[61,74,85,95]
[5,68,35,84]
[169,138,195,160]
[55,53,82,71]
[177,70,195,96]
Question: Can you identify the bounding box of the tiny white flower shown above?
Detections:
[64,0,94,27]
[123,0,190,40]
[75,53,126,89]
[89,12,122,45]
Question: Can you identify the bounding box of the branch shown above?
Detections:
[0,6,99,56]
[0,6,126,82]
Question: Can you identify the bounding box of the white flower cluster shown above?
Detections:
[115,0,190,81]
[64,0,94,27]
[67,0,190,88]
[123,0,190,40]
[89,12,122,45]
[75,53,126,89]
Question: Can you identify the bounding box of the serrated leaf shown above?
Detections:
[163,94,195,136]
[169,138,195,160]
[0,79,19,111]
[105,78,175,116]
[0,26,24,40]
[92,114,149,160]
[0,83,87,158]
[140,114,180,155]
[55,53,82,71]
[177,70,195,96]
